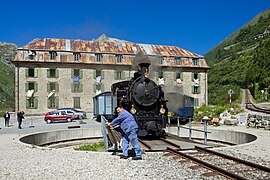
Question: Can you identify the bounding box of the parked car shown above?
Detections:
[57,108,87,119]
[57,109,76,119]
[44,110,74,124]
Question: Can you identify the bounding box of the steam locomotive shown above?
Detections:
[93,62,194,137]
[110,63,168,137]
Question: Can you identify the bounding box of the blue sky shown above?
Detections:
[1,0,269,55]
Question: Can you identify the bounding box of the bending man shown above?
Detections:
[107,107,142,160]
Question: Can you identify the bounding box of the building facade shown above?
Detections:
[13,35,210,115]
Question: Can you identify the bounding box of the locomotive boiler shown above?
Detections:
[111,62,168,137]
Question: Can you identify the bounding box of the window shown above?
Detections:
[115,70,125,80]
[192,86,201,94]
[27,97,35,108]
[72,83,83,93]
[74,69,80,77]
[159,57,163,64]
[47,69,58,78]
[94,70,102,85]
[174,58,180,65]
[95,54,103,62]
[48,96,58,108]
[50,51,57,60]
[26,82,37,97]
[26,97,38,109]
[28,51,36,60]
[73,97,81,108]
[116,54,122,63]
[25,68,38,78]
[28,82,35,90]
[47,82,59,92]
[192,58,199,66]
[158,71,163,78]
[74,52,81,61]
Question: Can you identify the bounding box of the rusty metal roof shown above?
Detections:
[23,37,202,58]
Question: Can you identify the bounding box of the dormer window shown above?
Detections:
[74,52,81,62]
[116,54,122,63]
[28,51,36,60]
[50,51,57,60]
[192,58,199,66]
[174,57,180,65]
[159,57,164,64]
[95,54,103,62]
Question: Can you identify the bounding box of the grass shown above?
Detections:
[74,141,105,151]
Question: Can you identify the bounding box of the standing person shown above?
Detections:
[107,107,142,160]
[17,111,24,129]
[3,111,10,127]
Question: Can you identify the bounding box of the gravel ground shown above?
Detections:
[1,115,270,179]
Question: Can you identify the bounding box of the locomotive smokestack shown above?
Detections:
[139,63,150,78]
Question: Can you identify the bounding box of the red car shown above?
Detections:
[44,110,74,124]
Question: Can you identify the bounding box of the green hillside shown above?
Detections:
[205,8,270,105]
[0,42,17,112]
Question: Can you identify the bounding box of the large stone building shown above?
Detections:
[13,34,210,115]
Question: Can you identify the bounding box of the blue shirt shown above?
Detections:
[110,110,138,134]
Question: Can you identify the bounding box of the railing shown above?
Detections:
[167,116,211,144]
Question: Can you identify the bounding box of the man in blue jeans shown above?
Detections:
[107,107,142,160]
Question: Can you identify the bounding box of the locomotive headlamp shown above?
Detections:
[130,104,137,114]
[160,105,166,115]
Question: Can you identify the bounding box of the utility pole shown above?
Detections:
[228,89,234,105]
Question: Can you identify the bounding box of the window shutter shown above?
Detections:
[114,70,117,80]
[93,70,96,79]
[25,68,29,77]
[25,83,29,92]
[101,70,104,79]
[198,86,201,94]
[180,73,184,81]
[191,73,194,81]
[47,69,50,78]
[192,85,195,94]
[47,83,50,92]
[198,73,201,81]
[80,84,83,92]
[34,98,38,109]
[47,99,51,108]
[71,69,74,78]
[55,97,59,108]
[26,97,29,109]
[93,83,96,93]
[56,69,59,78]
[56,83,59,92]
[34,83,38,92]
[80,70,83,79]
[34,68,38,78]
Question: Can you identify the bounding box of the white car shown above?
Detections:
[57,108,87,119]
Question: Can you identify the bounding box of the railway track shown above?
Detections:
[164,146,270,179]
[245,89,270,114]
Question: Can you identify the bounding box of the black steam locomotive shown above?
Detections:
[111,63,168,137]
[93,62,194,137]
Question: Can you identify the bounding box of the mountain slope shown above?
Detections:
[205,8,270,105]
[0,42,17,110]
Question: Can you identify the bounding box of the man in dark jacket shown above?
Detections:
[107,107,142,160]
[3,111,10,127]
[17,111,24,129]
